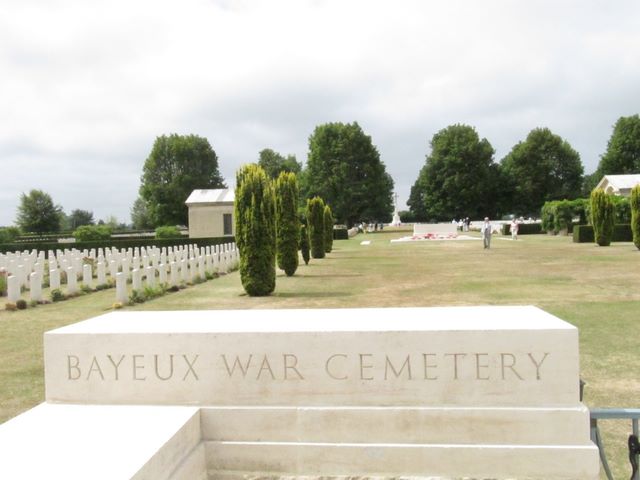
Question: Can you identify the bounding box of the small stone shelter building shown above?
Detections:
[595,174,640,196]
[185,189,235,238]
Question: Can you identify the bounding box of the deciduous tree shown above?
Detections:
[130,196,154,230]
[597,114,640,175]
[140,134,226,226]
[304,122,393,226]
[501,128,583,215]
[409,124,499,221]
[259,149,301,179]
[68,209,94,229]
[16,190,63,233]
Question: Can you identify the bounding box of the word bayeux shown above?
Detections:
[220,351,551,382]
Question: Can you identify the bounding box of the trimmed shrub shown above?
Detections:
[572,225,594,243]
[398,210,416,223]
[611,195,631,224]
[307,197,325,259]
[540,203,555,233]
[333,225,348,240]
[235,164,276,296]
[73,225,112,242]
[553,200,573,234]
[573,224,632,243]
[0,227,20,244]
[0,271,6,296]
[50,289,65,302]
[300,224,310,265]
[0,236,231,256]
[323,205,334,253]
[590,189,616,246]
[632,185,640,249]
[501,223,544,236]
[155,226,181,239]
[16,299,27,310]
[275,172,300,276]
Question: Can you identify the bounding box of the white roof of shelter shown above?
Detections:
[595,174,640,192]
[185,189,235,205]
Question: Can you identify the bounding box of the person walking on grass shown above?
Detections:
[510,217,519,241]
[481,217,492,249]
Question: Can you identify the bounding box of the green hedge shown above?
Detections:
[333,226,349,240]
[155,226,182,239]
[500,223,544,235]
[0,236,233,256]
[572,224,632,243]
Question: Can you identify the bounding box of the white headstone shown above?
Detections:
[83,264,93,289]
[180,259,189,283]
[49,269,60,291]
[188,258,197,282]
[115,272,127,304]
[66,267,78,295]
[198,256,205,279]
[109,260,117,279]
[96,262,106,285]
[7,275,20,303]
[29,272,42,302]
[132,269,142,292]
[146,266,155,288]
[169,262,178,287]
[158,263,167,285]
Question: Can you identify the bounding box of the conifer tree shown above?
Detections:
[590,188,615,247]
[234,164,276,295]
[631,185,640,250]
[300,223,310,265]
[323,204,334,253]
[307,196,325,258]
[275,172,300,276]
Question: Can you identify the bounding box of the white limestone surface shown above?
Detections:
[45,306,579,407]
[0,403,202,480]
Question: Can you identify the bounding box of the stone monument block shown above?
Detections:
[0,307,600,479]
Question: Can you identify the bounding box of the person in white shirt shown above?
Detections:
[481,217,492,249]
[510,218,519,240]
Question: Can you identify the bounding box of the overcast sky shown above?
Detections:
[1,0,639,226]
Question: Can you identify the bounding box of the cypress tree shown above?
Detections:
[275,172,300,276]
[300,223,310,265]
[307,196,325,258]
[631,185,640,250]
[323,204,334,253]
[590,188,615,247]
[234,164,276,296]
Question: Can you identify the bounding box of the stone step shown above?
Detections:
[205,440,599,480]
[200,405,591,445]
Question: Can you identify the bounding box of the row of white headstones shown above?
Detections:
[0,243,239,305]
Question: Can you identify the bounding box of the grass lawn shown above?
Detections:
[1,228,639,479]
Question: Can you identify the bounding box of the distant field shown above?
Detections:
[1,228,639,479]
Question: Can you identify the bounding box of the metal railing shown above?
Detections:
[590,408,640,480]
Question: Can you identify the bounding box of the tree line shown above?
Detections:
[407,114,640,221]
[133,122,394,231]
[7,114,638,236]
